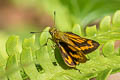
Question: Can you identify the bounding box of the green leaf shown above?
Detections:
[112,10,120,27]
[99,16,111,32]
[6,35,19,56]
[39,27,51,46]
[0,51,7,66]
[47,40,57,63]
[96,68,112,80]
[21,47,40,80]
[0,66,7,80]
[72,24,82,36]
[87,48,100,59]
[22,35,36,61]
[5,36,21,80]
[22,34,35,49]
[102,40,115,56]
[6,55,22,80]
[107,56,120,70]
[89,11,120,43]
[86,25,97,36]
[36,46,56,73]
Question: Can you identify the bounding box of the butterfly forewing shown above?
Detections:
[64,32,99,54]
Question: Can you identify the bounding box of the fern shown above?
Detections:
[0,10,120,80]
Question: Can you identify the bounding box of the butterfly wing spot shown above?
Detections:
[87,40,92,45]
[64,33,80,38]
[65,56,73,65]
[69,38,85,43]
[70,52,87,63]
[68,45,77,51]
[80,46,89,50]
[75,61,79,65]
[77,52,87,63]
[80,45,93,50]
[69,52,80,58]
[60,45,67,54]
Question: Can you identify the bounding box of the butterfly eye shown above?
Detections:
[49,27,57,36]
[49,30,54,37]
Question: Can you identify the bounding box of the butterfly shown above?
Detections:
[49,27,99,67]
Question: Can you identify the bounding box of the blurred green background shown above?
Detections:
[1,0,120,59]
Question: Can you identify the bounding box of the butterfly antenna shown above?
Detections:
[54,11,56,27]
[30,32,41,34]
[30,31,48,34]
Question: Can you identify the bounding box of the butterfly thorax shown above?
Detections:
[49,27,70,42]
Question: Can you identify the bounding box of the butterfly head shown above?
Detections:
[49,27,58,36]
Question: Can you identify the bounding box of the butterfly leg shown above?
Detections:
[43,38,56,50]
[51,44,56,49]
[43,38,53,46]
[73,68,81,73]
[86,55,90,61]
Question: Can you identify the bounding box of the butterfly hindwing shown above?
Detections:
[64,32,99,54]
[57,41,87,67]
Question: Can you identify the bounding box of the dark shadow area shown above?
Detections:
[52,62,57,66]
[35,64,44,73]
[20,69,30,80]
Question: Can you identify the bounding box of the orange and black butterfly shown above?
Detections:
[31,12,99,68]
[49,27,99,67]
